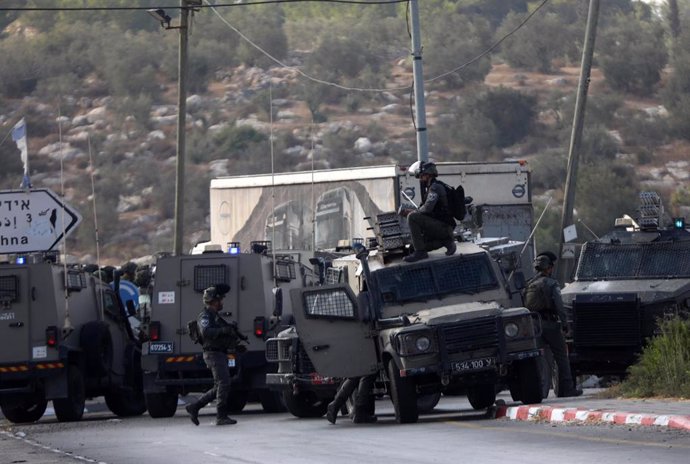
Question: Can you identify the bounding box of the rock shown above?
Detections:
[86,106,107,123]
[354,137,372,153]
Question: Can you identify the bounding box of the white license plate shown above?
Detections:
[148,342,173,353]
[452,357,496,372]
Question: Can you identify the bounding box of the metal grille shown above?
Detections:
[274,260,296,282]
[265,338,291,362]
[576,241,690,280]
[325,267,344,284]
[0,275,18,303]
[574,295,640,347]
[194,265,227,292]
[296,344,316,374]
[375,253,498,304]
[441,317,498,355]
[65,270,86,291]
[304,288,355,319]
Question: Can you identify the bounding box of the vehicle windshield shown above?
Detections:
[372,252,499,306]
[576,241,690,280]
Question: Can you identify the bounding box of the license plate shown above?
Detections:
[452,357,496,372]
[148,342,173,353]
[227,355,236,367]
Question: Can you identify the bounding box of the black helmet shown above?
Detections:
[202,284,230,304]
[408,160,438,178]
[534,251,557,271]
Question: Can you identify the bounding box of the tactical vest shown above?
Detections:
[523,275,553,314]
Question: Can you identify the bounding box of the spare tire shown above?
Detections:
[80,321,114,377]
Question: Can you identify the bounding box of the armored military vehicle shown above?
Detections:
[0,254,146,423]
[561,192,690,378]
[266,212,544,423]
[140,243,318,418]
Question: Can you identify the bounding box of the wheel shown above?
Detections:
[387,361,418,424]
[80,321,113,377]
[417,391,441,413]
[258,389,287,413]
[282,391,329,418]
[228,390,249,413]
[53,365,86,422]
[466,384,497,410]
[0,396,47,424]
[145,392,178,418]
[105,388,147,417]
[516,358,544,405]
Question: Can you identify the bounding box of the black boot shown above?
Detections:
[444,239,457,256]
[185,403,200,426]
[326,401,339,424]
[216,416,237,425]
[352,412,377,424]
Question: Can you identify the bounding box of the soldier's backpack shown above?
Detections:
[523,276,552,313]
[443,183,467,221]
[187,319,203,344]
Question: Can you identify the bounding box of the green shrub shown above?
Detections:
[621,317,690,398]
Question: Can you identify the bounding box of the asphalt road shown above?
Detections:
[2,395,689,464]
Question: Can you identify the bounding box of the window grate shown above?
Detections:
[194,265,227,292]
[0,275,19,303]
[303,288,355,319]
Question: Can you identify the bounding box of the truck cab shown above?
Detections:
[267,213,543,423]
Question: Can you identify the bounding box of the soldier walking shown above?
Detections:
[185,284,246,426]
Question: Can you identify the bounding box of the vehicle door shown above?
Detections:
[290,284,378,378]
[0,268,31,363]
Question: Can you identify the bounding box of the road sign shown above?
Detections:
[0,188,82,254]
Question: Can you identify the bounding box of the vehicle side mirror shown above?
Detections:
[272,287,283,317]
[126,299,137,317]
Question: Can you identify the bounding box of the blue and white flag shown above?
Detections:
[11,118,31,189]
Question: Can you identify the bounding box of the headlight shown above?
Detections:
[415,336,431,352]
[504,322,519,338]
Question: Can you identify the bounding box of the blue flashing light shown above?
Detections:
[15,256,26,265]
[674,217,686,229]
[228,246,240,255]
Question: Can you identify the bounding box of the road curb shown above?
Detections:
[495,403,690,432]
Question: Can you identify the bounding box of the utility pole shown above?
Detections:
[409,0,428,164]
[556,0,600,284]
[173,0,189,256]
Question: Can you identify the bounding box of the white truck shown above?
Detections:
[209,161,534,259]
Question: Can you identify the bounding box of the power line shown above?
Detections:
[0,0,408,12]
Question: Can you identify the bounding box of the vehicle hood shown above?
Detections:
[410,301,505,326]
[561,279,690,305]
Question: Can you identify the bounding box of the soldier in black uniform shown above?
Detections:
[399,161,456,263]
[524,252,582,397]
[185,284,246,426]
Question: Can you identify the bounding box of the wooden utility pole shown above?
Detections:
[556,0,600,284]
[173,0,189,256]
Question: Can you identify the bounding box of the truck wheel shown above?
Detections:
[387,360,418,424]
[105,388,147,417]
[516,358,544,405]
[417,391,441,413]
[145,392,178,418]
[259,389,287,413]
[282,391,329,418]
[0,396,47,423]
[467,384,497,410]
[80,321,113,377]
[228,390,249,413]
[53,365,86,422]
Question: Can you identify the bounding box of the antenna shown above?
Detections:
[87,136,104,315]
[269,82,277,285]
[57,104,73,336]
[310,119,316,253]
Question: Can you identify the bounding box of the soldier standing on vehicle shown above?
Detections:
[524,252,582,398]
[326,374,377,424]
[399,161,456,263]
[185,284,246,426]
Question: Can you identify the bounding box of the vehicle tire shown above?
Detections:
[282,391,329,418]
[105,388,147,417]
[417,391,441,413]
[53,365,86,422]
[80,321,113,377]
[0,396,47,424]
[466,384,497,410]
[516,358,543,405]
[258,389,287,413]
[387,360,418,424]
[145,392,178,418]
[228,390,249,413]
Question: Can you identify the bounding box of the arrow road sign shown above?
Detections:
[0,188,82,254]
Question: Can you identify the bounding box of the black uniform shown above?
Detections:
[407,179,456,254]
[524,272,578,396]
[326,374,377,424]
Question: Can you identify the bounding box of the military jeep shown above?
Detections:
[267,214,543,423]
[0,255,146,423]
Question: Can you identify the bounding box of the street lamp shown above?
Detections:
[148,1,200,255]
